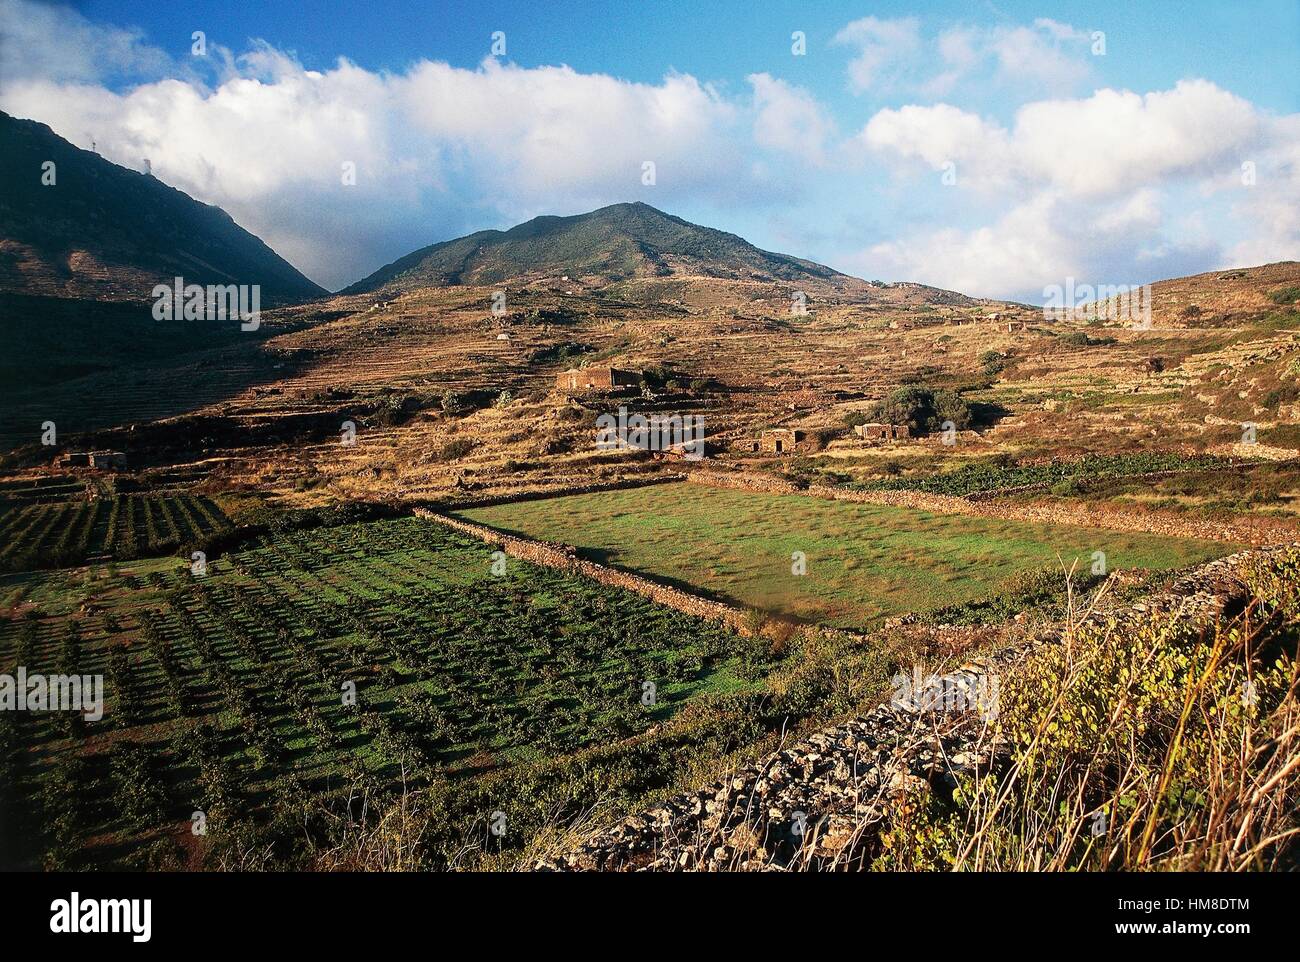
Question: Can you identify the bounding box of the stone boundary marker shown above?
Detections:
[414,508,754,633]
[685,468,1297,546]
[534,544,1288,871]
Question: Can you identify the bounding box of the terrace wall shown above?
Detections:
[538,542,1294,871]
[685,468,1296,546]
[414,508,754,634]
[431,474,684,512]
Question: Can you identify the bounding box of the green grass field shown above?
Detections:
[457,484,1234,627]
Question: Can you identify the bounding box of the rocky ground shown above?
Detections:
[536,546,1271,871]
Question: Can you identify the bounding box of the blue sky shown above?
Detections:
[2,0,1298,299]
[76,0,1300,112]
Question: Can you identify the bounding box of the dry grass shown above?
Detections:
[877,553,1300,872]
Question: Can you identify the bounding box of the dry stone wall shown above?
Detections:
[415,509,752,633]
[686,468,1295,546]
[535,544,1285,871]
[433,474,684,511]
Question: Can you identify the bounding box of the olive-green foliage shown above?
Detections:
[867,386,972,435]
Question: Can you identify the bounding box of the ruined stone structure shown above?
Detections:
[734,428,815,455]
[64,450,126,469]
[853,423,910,441]
[556,366,642,392]
[88,450,127,469]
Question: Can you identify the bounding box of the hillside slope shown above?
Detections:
[345,202,867,294]
[0,111,326,305]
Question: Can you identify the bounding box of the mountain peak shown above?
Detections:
[343,202,850,295]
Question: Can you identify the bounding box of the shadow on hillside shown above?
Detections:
[0,292,317,453]
[968,400,1012,430]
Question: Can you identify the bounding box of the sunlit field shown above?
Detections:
[458,484,1235,627]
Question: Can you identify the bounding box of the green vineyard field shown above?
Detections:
[0,517,751,869]
[0,493,235,572]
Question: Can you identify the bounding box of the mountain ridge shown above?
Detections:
[0,111,326,305]
[342,201,861,295]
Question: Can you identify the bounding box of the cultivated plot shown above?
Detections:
[458,484,1234,627]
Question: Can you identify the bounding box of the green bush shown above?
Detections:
[867,386,972,435]
[1059,330,1116,347]
[979,350,1008,376]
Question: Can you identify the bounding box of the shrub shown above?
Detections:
[1059,330,1116,347]
[979,350,1008,376]
[441,438,476,461]
[867,386,972,435]
[1262,384,1300,409]
[878,548,1300,872]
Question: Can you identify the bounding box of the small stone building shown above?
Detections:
[556,367,642,392]
[742,428,813,455]
[88,450,127,470]
[854,423,910,441]
[62,452,91,467]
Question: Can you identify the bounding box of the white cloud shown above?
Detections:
[0,0,174,86]
[747,73,835,164]
[850,80,1297,300]
[0,2,756,289]
[861,81,1271,199]
[1013,81,1263,195]
[1221,114,1300,268]
[861,103,1014,190]
[832,16,922,93]
[986,23,1091,90]
[852,188,1217,302]
[392,58,741,203]
[835,16,1095,98]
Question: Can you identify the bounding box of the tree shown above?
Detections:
[869,386,971,435]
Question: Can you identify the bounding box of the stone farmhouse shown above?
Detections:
[90,450,127,469]
[734,428,816,455]
[556,367,642,392]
